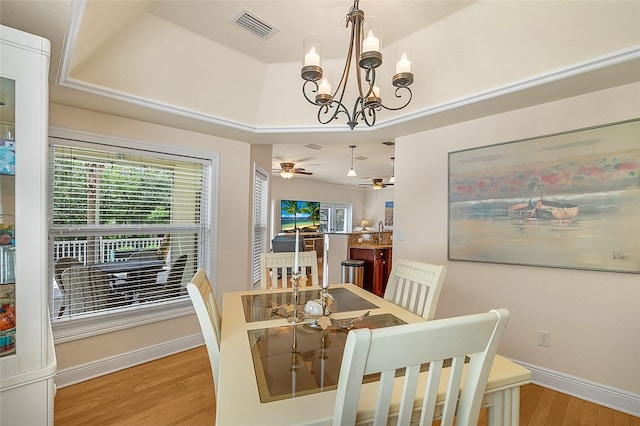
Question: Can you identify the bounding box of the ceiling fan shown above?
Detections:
[275,162,313,179]
[360,178,394,190]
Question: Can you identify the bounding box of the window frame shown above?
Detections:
[251,163,269,287]
[48,127,219,343]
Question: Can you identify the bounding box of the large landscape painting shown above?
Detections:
[448,119,639,273]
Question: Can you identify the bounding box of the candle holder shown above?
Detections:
[320,286,331,316]
[287,272,305,324]
[290,325,302,396]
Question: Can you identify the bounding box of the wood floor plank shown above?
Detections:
[579,401,598,426]
[561,395,583,426]
[546,389,570,426]
[520,382,545,425]
[612,409,631,426]
[528,387,556,425]
[597,405,615,426]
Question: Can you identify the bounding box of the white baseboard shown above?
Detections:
[54,333,204,389]
[514,359,640,417]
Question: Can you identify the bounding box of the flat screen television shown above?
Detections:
[280,200,320,233]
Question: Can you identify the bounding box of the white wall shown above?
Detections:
[362,188,394,230]
[49,103,252,372]
[393,83,640,394]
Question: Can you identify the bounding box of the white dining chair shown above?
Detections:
[186,269,221,397]
[383,258,447,320]
[259,251,319,289]
[333,308,510,426]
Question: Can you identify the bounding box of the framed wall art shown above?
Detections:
[384,201,394,227]
[448,119,639,273]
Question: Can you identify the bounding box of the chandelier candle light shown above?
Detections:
[301,0,414,129]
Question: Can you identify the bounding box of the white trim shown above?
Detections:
[54,333,204,389]
[53,302,194,343]
[58,9,640,136]
[514,359,640,417]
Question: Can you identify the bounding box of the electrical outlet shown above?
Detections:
[538,330,550,347]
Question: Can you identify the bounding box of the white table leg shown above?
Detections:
[510,387,520,425]
[487,387,520,426]
[488,390,504,426]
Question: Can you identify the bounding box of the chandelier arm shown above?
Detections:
[302,80,320,105]
[363,67,376,99]
[362,105,378,127]
[332,23,356,108]
[317,99,351,125]
[379,87,413,112]
[353,13,367,99]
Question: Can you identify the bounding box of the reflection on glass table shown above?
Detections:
[241,286,379,323]
[247,313,406,402]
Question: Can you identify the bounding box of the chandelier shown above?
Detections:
[301,0,414,130]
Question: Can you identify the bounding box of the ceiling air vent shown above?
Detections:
[233,9,279,41]
[305,144,324,151]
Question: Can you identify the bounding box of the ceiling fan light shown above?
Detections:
[347,145,357,176]
[280,170,294,179]
[372,184,382,190]
[389,157,395,183]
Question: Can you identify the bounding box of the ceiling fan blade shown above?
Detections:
[293,168,313,175]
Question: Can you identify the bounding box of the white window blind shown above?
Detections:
[49,140,211,321]
[252,165,269,285]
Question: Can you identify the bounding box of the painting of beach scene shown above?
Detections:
[280,200,321,232]
[448,119,640,273]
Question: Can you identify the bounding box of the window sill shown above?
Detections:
[52,298,194,344]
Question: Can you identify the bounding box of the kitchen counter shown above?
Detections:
[348,243,393,249]
[348,230,392,248]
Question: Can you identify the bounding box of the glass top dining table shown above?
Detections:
[217,284,532,426]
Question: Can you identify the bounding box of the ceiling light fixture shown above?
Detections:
[347,145,357,176]
[389,157,395,183]
[280,169,294,179]
[301,0,414,130]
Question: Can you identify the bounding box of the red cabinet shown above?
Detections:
[348,247,392,296]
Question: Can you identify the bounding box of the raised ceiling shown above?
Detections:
[1,0,639,187]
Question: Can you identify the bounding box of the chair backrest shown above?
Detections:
[165,254,188,295]
[187,269,221,398]
[156,233,171,261]
[127,250,160,261]
[383,259,447,320]
[333,308,510,426]
[54,257,83,290]
[271,234,305,253]
[259,251,318,289]
[61,265,112,315]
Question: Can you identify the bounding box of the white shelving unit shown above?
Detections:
[0,25,56,425]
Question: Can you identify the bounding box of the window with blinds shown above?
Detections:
[48,139,211,321]
[251,165,269,286]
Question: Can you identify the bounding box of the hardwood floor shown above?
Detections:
[55,346,639,425]
[54,346,215,425]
